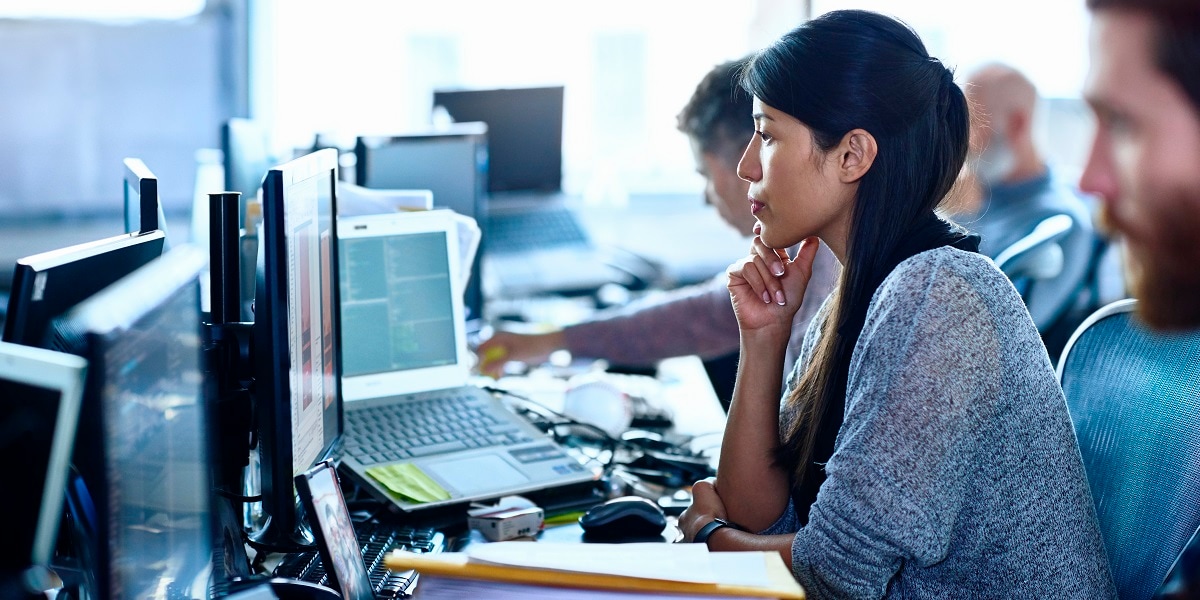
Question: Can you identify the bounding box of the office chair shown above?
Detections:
[993,213,1073,298]
[1056,298,1200,600]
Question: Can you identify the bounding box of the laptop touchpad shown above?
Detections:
[426,455,529,494]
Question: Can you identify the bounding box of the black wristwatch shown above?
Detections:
[693,517,743,544]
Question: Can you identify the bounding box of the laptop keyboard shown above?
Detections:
[345,393,536,465]
[274,523,445,599]
[486,208,589,254]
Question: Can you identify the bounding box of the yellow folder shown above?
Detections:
[384,549,805,599]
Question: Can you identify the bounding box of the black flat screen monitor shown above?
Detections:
[122,157,164,237]
[432,85,564,194]
[0,341,87,574]
[253,148,342,546]
[2,230,167,348]
[222,118,275,222]
[48,244,211,600]
[353,124,486,324]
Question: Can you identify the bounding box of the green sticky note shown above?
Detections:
[365,463,452,503]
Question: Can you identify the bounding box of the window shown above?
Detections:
[810,0,1090,98]
[0,0,204,21]
[251,0,803,197]
[811,1,1095,172]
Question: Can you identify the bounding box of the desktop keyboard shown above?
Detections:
[273,523,445,599]
[486,208,590,254]
[344,393,536,465]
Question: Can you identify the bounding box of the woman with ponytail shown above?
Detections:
[678,10,1115,598]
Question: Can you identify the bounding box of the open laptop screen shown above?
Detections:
[337,211,468,401]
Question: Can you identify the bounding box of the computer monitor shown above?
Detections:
[48,244,211,600]
[222,118,275,220]
[122,157,165,237]
[354,124,486,324]
[432,85,564,194]
[252,148,342,546]
[0,341,86,574]
[2,230,167,348]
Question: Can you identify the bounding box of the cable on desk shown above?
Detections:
[484,386,627,445]
[242,532,317,556]
[482,385,715,486]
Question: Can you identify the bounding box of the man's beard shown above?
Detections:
[1125,244,1200,330]
[1105,201,1200,331]
[973,132,1016,187]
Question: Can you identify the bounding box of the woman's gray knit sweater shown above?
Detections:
[763,246,1116,599]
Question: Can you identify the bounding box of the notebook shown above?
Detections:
[335,210,598,512]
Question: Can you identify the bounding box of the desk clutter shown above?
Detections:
[0,138,731,598]
[272,523,445,599]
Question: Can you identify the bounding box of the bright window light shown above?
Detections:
[0,0,205,21]
[810,0,1091,98]
[810,1,1096,170]
[252,0,801,197]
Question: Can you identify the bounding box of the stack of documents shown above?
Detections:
[384,541,805,599]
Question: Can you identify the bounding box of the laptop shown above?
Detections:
[0,341,87,573]
[335,210,598,512]
[431,86,634,297]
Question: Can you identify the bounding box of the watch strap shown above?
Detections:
[693,517,742,544]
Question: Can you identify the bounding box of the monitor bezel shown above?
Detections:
[2,230,167,348]
[122,157,160,235]
[0,341,87,569]
[253,147,343,546]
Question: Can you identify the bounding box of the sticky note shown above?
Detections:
[365,463,452,503]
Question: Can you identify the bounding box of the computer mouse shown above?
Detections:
[578,495,668,539]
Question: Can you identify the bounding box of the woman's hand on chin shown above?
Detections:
[727,235,820,334]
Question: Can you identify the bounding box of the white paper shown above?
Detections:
[464,542,769,587]
[416,576,747,599]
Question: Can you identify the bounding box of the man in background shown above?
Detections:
[1080,0,1200,331]
[1078,1,1200,596]
[475,58,839,409]
[960,62,1102,357]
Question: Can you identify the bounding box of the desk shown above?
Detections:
[483,355,726,442]
[573,193,750,289]
[258,355,725,587]
[449,355,724,550]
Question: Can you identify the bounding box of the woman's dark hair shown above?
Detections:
[740,10,970,490]
[1087,0,1200,116]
